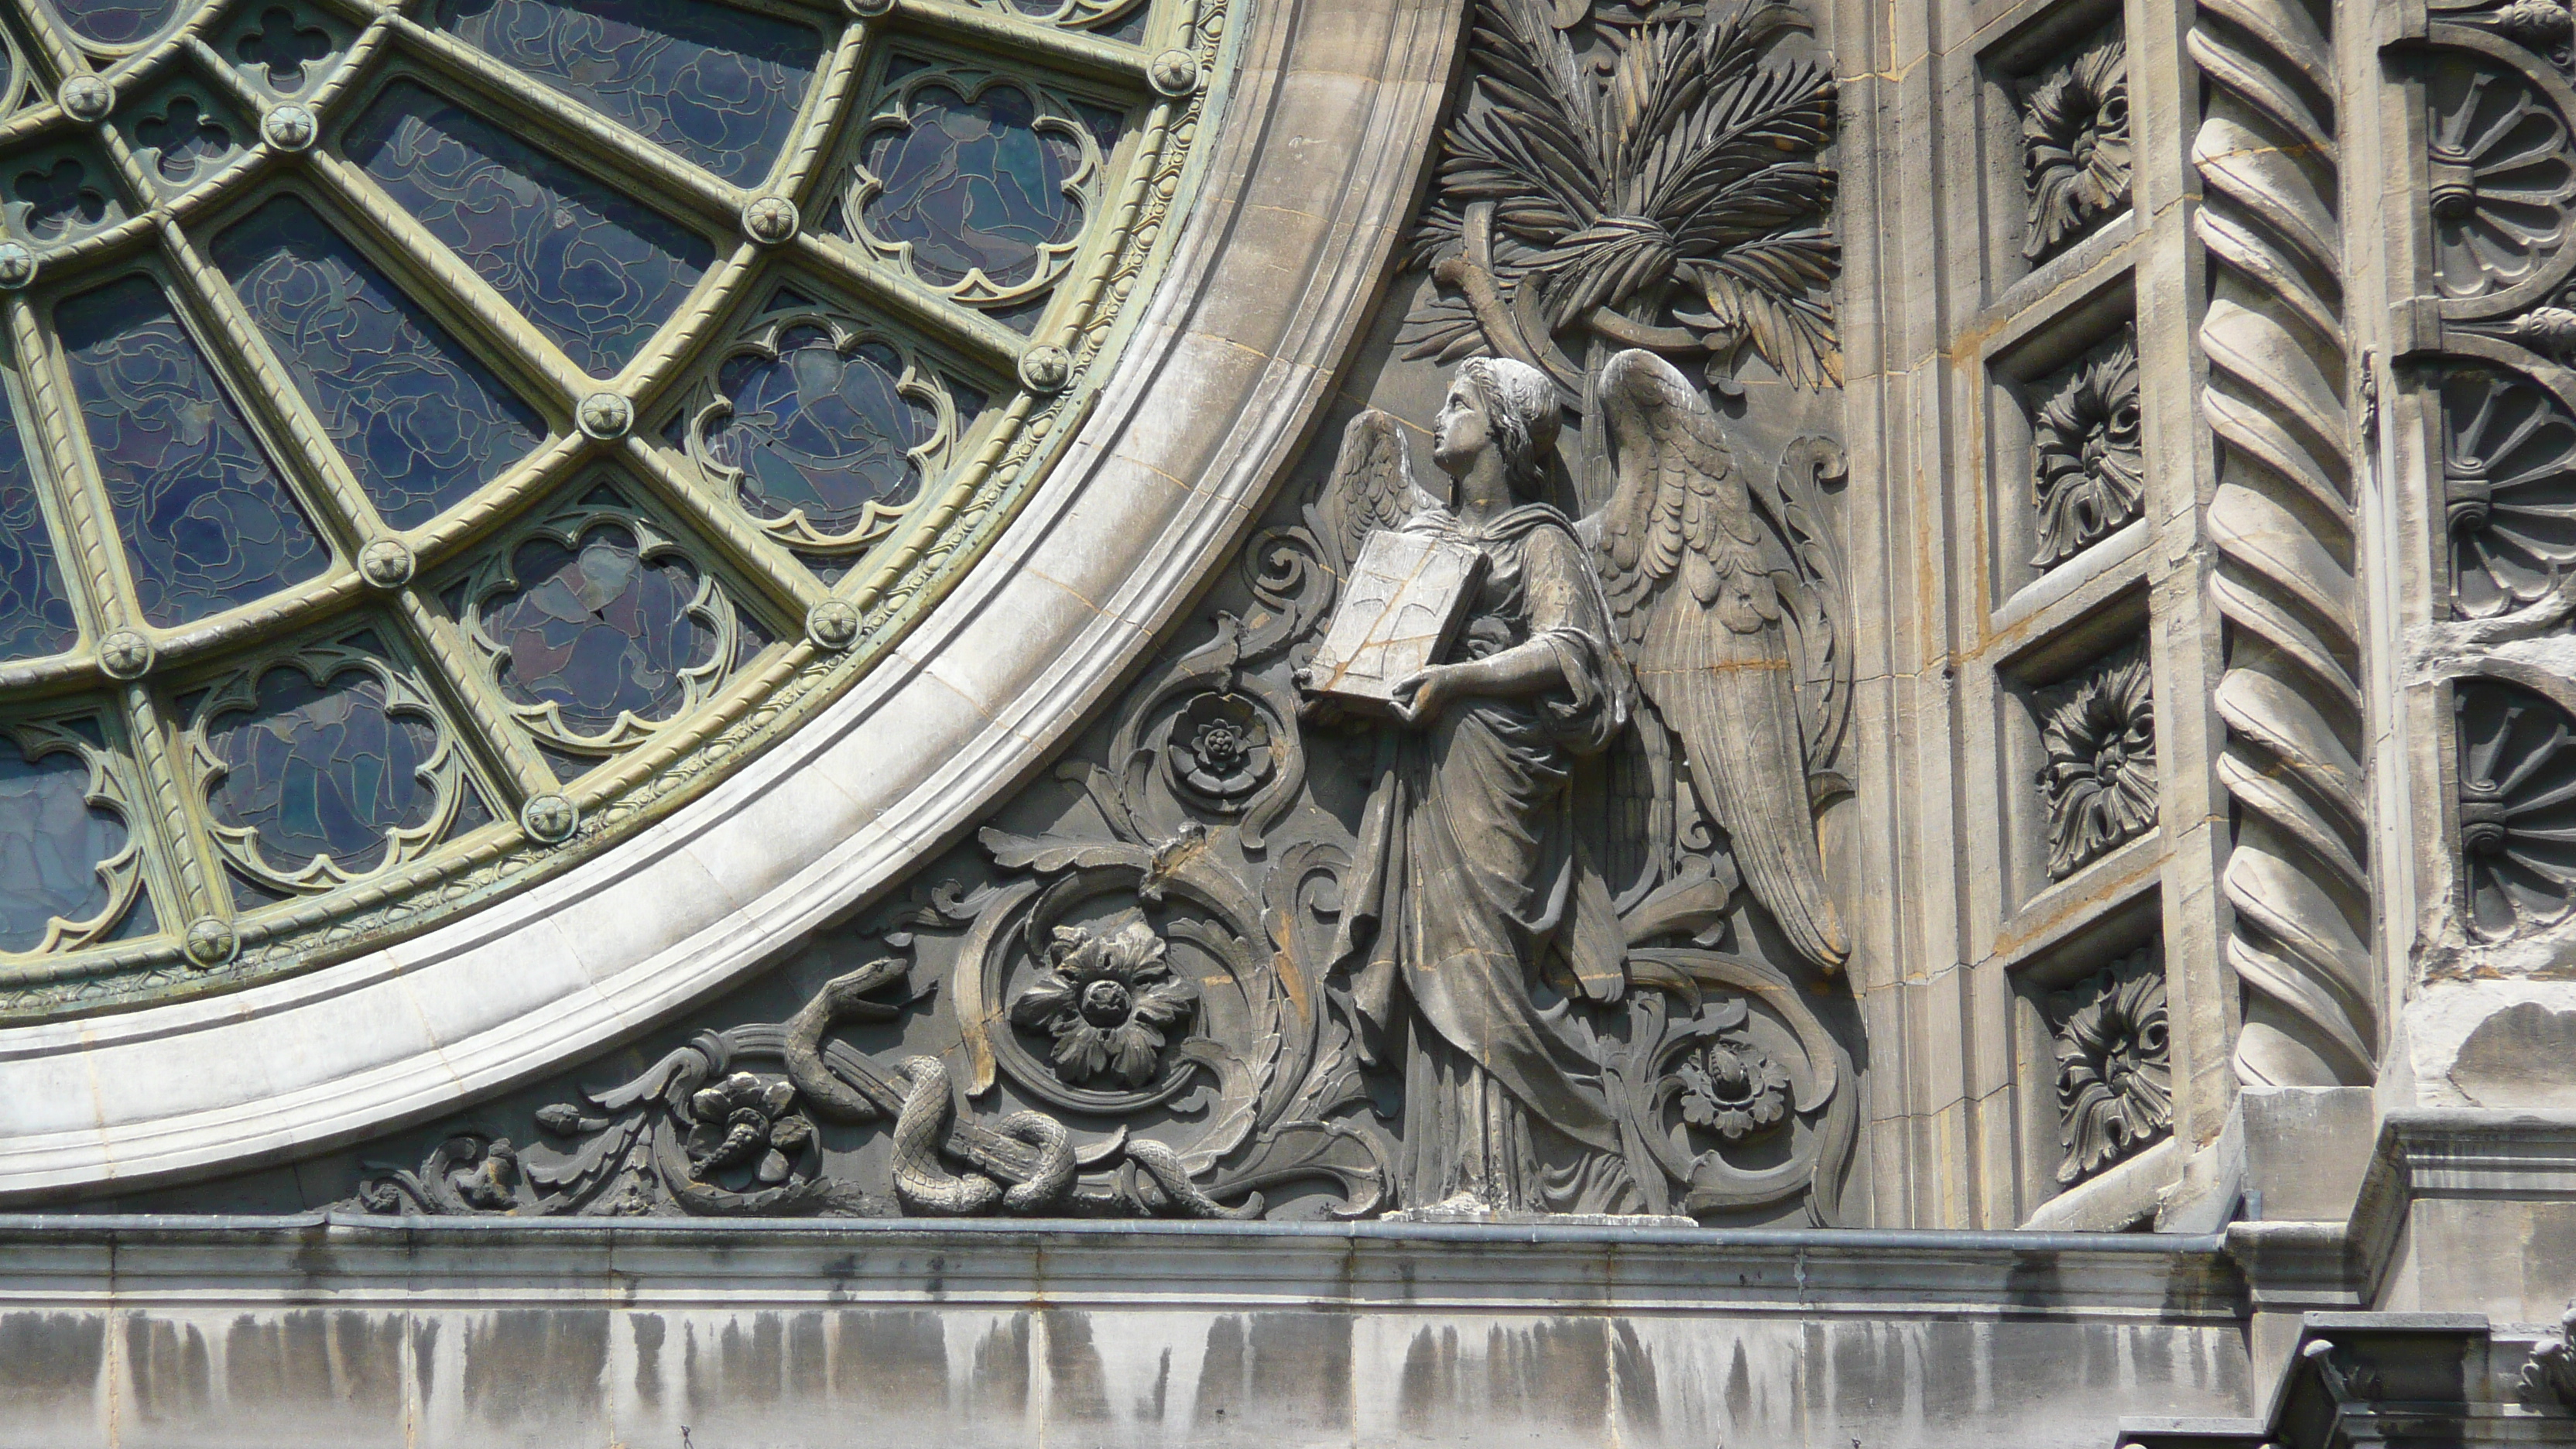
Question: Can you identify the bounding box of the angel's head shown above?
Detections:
[1436,357,1559,502]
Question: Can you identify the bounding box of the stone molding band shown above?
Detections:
[0,0,1468,1203]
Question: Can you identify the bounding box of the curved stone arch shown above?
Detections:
[0,0,1468,1200]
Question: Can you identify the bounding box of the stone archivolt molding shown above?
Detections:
[0,0,1468,1202]
[2191,0,2376,1088]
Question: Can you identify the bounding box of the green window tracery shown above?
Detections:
[0,0,1220,1018]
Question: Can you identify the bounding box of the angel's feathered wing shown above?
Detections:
[1592,350,1850,971]
[1308,409,1431,577]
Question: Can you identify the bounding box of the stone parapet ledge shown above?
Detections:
[0,1218,2259,1448]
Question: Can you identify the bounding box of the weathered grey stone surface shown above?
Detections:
[9,0,2576,1440]
[0,1218,2252,1448]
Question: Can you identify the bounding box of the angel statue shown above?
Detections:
[1307,351,1848,1216]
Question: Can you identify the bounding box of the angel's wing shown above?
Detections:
[1306,409,1429,580]
[1592,348,1850,972]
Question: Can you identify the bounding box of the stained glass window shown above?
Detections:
[0,0,1200,1016]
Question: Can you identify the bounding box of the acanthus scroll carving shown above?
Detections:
[355,360,1861,1225]
[2049,945,2170,1184]
[355,0,1858,1228]
[2029,329,2143,568]
[2038,642,2156,880]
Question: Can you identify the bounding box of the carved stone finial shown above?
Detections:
[98,629,154,680]
[183,916,238,969]
[741,195,799,245]
[1019,344,1072,393]
[58,75,112,122]
[262,104,317,151]
[520,794,578,844]
[358,538,414,589]
[577,392,632,440]
[1149,50,1203,98]
[806,598,860,650]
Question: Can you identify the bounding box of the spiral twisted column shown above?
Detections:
[2190,0,2377,1085]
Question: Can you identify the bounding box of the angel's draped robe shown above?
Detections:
[1331,502,1635,1212]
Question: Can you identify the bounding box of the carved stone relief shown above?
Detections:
[2523,1302,2576,1410]
[2049,944,2170,1184]
[2030,327,2143,568]
[2439,367,2576,618]
[2454,676,2576,941]
[2194,0,2373,1088]
[2038,642,2156,879]
[2018,25,2130,262]
[344,0,1866,1227]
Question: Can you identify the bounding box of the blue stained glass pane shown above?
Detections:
[345,80,715,378]
[47,0,179,45]
[58,277,329,628]
[0,406,77,661]
[862,83,1090,289]
[707,331,933,533]
[434,0,819,187]
[206,665,439,874]
[0,742,124,951]
[485,523,714,734]
[211,195,544,529]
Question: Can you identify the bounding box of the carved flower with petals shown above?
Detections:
[2019,29,2131,260]
[2039,645,2156,879]
[2030,332,2143,567]
[1169,693,1274,802]
[684,1071,814,1186]
[2050,947,2170,1184]
[1676,1037,1791,1141]
[1010,920,1197,1088]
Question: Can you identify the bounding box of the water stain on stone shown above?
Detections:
[1393,1322,1456,1434]
[461,1307,608,1428]
[1612,1318,1663,1435]
[968,1311,1033,1420]
[123,1316,211,1426]
[1485,1317,1609,1430]
[631,1313,666,1410]
[827,1309,947,1411]
[1040,1310,1112,1425]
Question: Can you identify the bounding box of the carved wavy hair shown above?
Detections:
[1458,356,1560,502]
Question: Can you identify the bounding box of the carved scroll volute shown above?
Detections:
[2192,0,2376,1087]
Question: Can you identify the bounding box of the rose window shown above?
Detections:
[0,0,1219,1017]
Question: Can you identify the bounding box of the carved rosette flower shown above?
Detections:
[2050,947,2170,1184]
[1009,920,1197,1087]
[1674,1037,1791,1141]
[1168,692,1274,803]
[2039,645,2156,879]
[683,1071,814,1186]
[2454,677,2576,940]
[2019,29,2131,260]
[2030,332,2143,567]
[2426,53,2576,299]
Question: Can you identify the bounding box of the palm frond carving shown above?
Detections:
[1403,0,1842,392]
